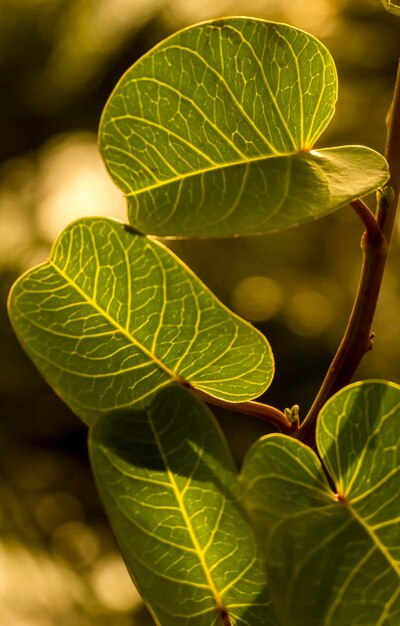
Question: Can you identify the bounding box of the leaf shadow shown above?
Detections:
[91,383,252,521]
[90,382,277,624]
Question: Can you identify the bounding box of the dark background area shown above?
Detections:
[0,1,399,624]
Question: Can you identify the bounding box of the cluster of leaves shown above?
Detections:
[8,18,400,626]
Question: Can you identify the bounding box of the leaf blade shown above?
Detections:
[100,18,388,237]
[90,384,277,626]
[242,381,400,626]
[8,217,273,424]
[125,146,388,237]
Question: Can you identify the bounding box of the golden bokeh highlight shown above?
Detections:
[231,276,284,321]
[36,133,125,242]
[91,554,142,612]
[284,290,334,336]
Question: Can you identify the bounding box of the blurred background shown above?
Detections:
[0,0,399,624]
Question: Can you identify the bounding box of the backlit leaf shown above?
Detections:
[242,380,400,626]
[90,384,277,626]
[100,18,388,237]
[8,217,273,424]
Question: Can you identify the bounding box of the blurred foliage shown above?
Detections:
[0,0,399,624]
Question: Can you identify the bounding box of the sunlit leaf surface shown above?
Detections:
[90,384,277,626]
[100,18,388,237]
[8,218,273,424]
[242,381,400,626]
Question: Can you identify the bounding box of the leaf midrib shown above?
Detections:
[346,501,400,576]
[125,148,305,197]
[49,259,181,384]
[147,409,228,619]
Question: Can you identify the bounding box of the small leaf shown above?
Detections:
[242,380,400,626]
[90,384,277,626]
[100,18,389,238]
[8,218,273,424]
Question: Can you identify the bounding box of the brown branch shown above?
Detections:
[296,233,387,447]
[377,60,400,241]
[350,198,383,244]
[188,386,298,435]
[296,60,400,448]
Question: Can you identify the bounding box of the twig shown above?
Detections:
[297,60,400,448]
[350,198,383,244]
[296,234,387,447]
[188,386,298,435]
[377,61,400,241]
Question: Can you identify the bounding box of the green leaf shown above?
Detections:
[90,384,277,626]
[242,380,400,626]
[8,217,273,424]
[99,18,389,238]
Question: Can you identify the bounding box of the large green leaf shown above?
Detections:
[90,384,277,626]
[242,380,400,626]
[99,18,389,238]
[8,217,273,425]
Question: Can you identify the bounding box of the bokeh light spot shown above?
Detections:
[36,132,125,242]
[51,522,99,567]
[231,276,284,322]
[284,290,334,336]
[91,553,142,612]
[34,493,84,533]
[3,446,60,491]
